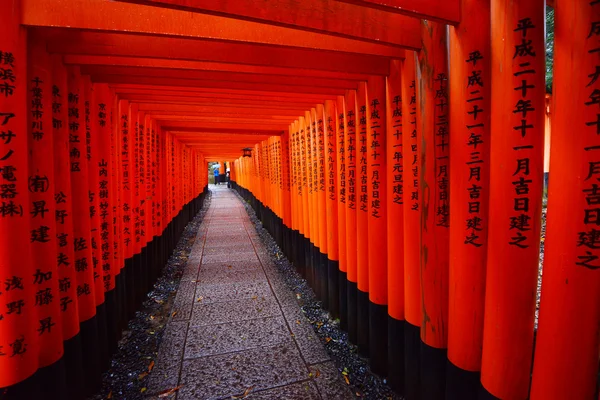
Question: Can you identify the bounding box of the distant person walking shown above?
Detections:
[214,167,220,185]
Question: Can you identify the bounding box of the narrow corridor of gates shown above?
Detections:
[148,186,353,399]
[1,0,599,399]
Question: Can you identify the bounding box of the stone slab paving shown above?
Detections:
[148,186,353,399]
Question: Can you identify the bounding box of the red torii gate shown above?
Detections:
[0,0,598,399]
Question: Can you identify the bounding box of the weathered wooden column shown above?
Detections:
[530,1,600,399]
[300,117,311,286]
[83,76,109,373]
[367,75,388,375]
[401,50,422,400]
[344,90,359,343]
[481,0,545,398]
[118,99,134,320]
[336,96,348,331]
[316,104,329,308]
[0,6,40,395]
[324,99,340,317]
[386,58,405,393]
[416,20,450,399]
[356,82,370,355]
[27,37,66,395]
[67,66,101,395]
[93,83,119,352]
[281,128,292,266]
[51,54,84,399]
[446,0,491,398]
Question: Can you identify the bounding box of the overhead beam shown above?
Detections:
[115,0,421,48]
[93,75,345,95]
[41,30,391,75]
[334,0,460,25]
[80,66,359,89]
[111,85,334,101]
[22,0,406,57]
[64,55,372,81]
[161,125,284,135]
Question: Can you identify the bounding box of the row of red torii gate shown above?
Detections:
[1,0,599,399]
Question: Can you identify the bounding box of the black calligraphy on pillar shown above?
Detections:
[408,80,419,211]
[30,77,44,141]
[576,3,600,270]
[346,108,356,209]
[508,17,538,248]
[121,113,131,247]
[391,94,403,206]
[369,99,382,218]
[358,106,367,211]
[435,73,450,227]
[464,50,486,247]
[0,50,22,220]
[327,116,336,201]
[338,112,346,205]
[318,118,325,192]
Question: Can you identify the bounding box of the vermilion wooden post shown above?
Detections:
[386,58,405,393]
[402,50,422,400]
[83,77,109,374]
[416,20,450,399]
[94,83,119,354]
[446,0,491,398]
[66,65,101,395]
[344,89,359,343]
[111,93,126,332]
[27,38,65,392]
[324,99,340,318]
[356,82,370,355]
[481,0,545,398]
[294,120,306,276]
[366,75,388,375]
[110,90,125,332]
[307,110,318,293]
[0,6,40,394]
[130,104,144,312]
[301,116,314,289]
[119,99,134,320]
[316,105,329,308]
[51,54,84,399]
[335,95,348,331]
[530,1,600,398]
[291,126,301,270]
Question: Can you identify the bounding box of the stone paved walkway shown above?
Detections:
[148,186,354,399]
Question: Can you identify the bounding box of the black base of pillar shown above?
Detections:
[104,288,119,356]
[369,302,388,376]
[305,241,314,290]
[404,322,421,400]
[124,256,135,320]
[140,244,149,303]
[420,340,447,400]
[318,252,328,309]
[327,259,339,319]
[64,332,85,400]
[388,316,406,396]
[296,232,306,277]
[95,302,109,371]
[477,384,500,400]
[445,360,480,400]
[338,270,348,331]
[80,315,102,397]
[347,280,358,344]
[357,289,370,357]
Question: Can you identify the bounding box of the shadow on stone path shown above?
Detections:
[147,186,353,399]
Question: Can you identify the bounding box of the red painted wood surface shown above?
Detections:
[447,0,491,372]
[530,1,600,398]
